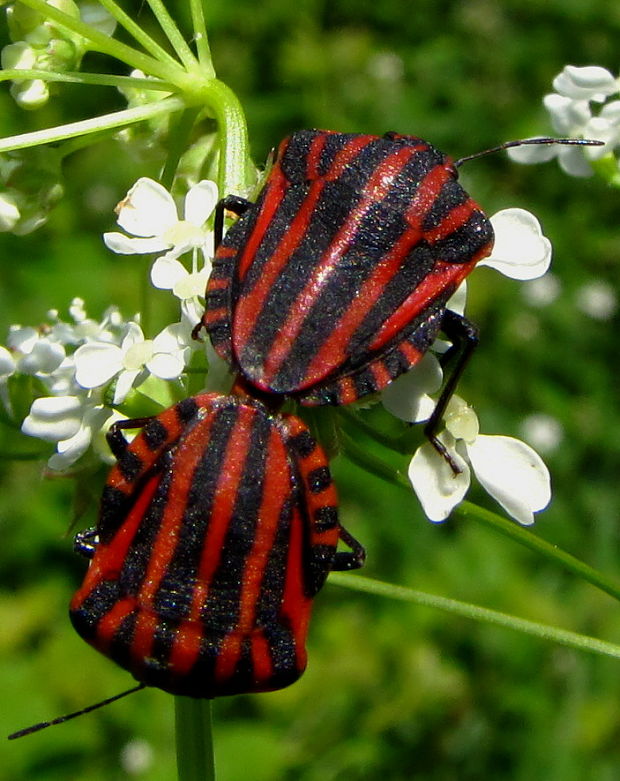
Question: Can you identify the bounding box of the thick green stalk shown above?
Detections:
[175,698,215,781]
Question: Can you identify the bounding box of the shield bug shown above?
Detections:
[201,131,601,461]
[68,393,364,699]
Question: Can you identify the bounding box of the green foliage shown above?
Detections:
[1,0,620,778]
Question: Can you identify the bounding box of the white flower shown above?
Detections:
[408,397,551,525]
[73,320,190,404]
[22,395,114,470]
[552,65,619,102]
[103,178,217,262]
[480,209,552,280]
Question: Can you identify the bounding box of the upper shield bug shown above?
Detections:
[201,131,601,463]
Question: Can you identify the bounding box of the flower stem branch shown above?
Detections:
[189,0,213,69]
[0,69,175,91]
[174,697,215,781]
[0,96,186,152]
[145,0,199,72]
[96,0,181,68]
[330,573,620,660]
[457,501,620,602]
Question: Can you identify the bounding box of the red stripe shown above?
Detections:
[370,258,478,350]
[233,136,373,356]
[258,144,426,385]
[185,405,257,624]
[299,164,450,386]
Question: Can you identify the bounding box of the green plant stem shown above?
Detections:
[339,428,407,488]
[189,0,214,69]
[0,69,175,91]
[146,0,199,71]
[97,0,181,68]
[205,80,251,196]
[160,108,201,189]
[338,406,413,453]
[457,501,620,602]
[330,573,620,660]
[175,698,215,781]
[0,96,186,152]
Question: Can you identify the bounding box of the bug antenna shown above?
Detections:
[455,137,604,167]
[8,683,146,740]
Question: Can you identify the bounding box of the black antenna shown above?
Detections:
[8,683,146,740]
[455,137,604,168]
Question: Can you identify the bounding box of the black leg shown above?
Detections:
[214,194,253,249]
[423,309,479,474]
[333,526,366,571]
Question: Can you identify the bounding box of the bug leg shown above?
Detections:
[423,309,479,475]
[214,194,253,249]
[74,527,99,559]
[105,416,156,459]
[332,526,366,571]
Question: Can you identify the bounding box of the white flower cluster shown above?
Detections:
[1,1,116,110]
[1,178,219,470]
[508,65,619,177]
[382,208,553,526]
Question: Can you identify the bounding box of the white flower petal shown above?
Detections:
[557,145,594,178]
[19,340,65,375]
[0,192,20,231]
[103,232,171,255]
[467,434,551,525]
[184,180,218,226]
[481,209,551,280]
[74,342,123,388]
[115,178,178,237]
[543,94,592,136]
[172,268,209,300]
[150,256,188,290]
[506,138,559,165]
[0,346,16,379]
[382,353,443,422]
[553,65,618,101]
[146,351,185,380]
[408,435,471,522]
[113,369,142,405]
[582,117,617,159]
[22,396,83,442]
[120,322,146,352]
[446,281,467,315]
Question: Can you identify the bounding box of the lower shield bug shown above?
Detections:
[69,393,364,698]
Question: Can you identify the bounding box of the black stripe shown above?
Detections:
[69,580,120,640]
[143,418,168,451]
[152,404,240,622]
[200,406,274,631]
[306,466,331,494]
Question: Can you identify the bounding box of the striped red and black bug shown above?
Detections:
[68,393,364,698]
[201,131,600,462]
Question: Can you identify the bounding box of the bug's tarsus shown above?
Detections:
[455,137,604,167]
[214,194,253,249]
[424,310,479,475]
[333,526,366,571]
[74,527,98,559]
[8,684,146,740]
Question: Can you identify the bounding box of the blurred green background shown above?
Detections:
[2,1,620,778]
